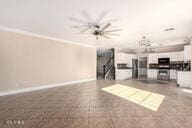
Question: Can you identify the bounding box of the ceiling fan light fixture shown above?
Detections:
[138,36,155,53]
[139,36,150,46]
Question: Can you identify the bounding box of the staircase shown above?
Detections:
[103,57,115,80]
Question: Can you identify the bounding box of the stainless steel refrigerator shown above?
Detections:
[132,59,138,78]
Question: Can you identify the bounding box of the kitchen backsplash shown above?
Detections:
[149,61,191,71]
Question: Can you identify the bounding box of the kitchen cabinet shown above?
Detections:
[115,52,136,67]
[147,69,158,78]
[171,51,184,61]
[177,51,184,61]
[148,69,177,80]
[115,52,136,80]
[170,70,177,80]
[148,51,184,64]
[171,52,179,61]
[184,45,191,61]
[158,52,170,58]
[177,71,192,87]
[148,54,158,63]
[116,69,132,80]
[172,52,177,60]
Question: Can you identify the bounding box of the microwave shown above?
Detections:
[158,58,170,64]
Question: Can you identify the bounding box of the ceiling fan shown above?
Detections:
[69,11,122,40]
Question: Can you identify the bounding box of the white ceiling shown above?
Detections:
[0,0,192,49]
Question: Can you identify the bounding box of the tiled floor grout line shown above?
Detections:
[123,90,140,98]
[138,93,152,105]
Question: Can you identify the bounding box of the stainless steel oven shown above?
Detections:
[157,69,170,81]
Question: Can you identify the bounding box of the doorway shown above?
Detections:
[132,59,138,78]
[97,48,115,80]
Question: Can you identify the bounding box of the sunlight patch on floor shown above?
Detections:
[101,84,165,111]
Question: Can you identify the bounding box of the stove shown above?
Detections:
[157,69,170,81]
[157,58,170,81]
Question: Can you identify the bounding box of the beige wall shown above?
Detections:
[0,30,96,91]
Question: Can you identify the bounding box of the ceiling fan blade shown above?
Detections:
[102,35,110,39]
[100,23,111,31]
[69,17,86,24]
[88,23,96,30]
[104,29,122,33]
[81,10,93,22]
[78,32,91,34]
[99,18,119,26]
[104,33,120,36]
[73,32,90,35]
[71,25,89,29]
[80,27,90,33]
[96,11,108,23]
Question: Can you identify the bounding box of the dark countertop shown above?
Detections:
[149,61,191,71]
[148,68,191,71]
[117,67,132,69]
[177,70,191,72]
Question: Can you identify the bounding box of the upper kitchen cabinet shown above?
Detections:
[148,51,184,64]
[148,54,158,63]
[158,52,170,58]
[115,52,136,67]
[171,51,184,61]
[184,45,191,61]
[177,51,184,61]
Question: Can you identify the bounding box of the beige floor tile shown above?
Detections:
[0,79,191,128]
[89,118,114,128]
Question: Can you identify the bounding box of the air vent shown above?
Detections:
[164,28,175,31]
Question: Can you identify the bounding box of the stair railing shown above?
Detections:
[103,57,115,79]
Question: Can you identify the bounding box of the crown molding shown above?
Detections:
[0,25,96,48]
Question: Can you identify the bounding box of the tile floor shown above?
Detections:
[0,79,192,128]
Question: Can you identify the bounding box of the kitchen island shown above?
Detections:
[116,68,132,80]
[177,71,192,87]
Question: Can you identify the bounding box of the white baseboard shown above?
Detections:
[0,78,96,96]
[183,88,192,94]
